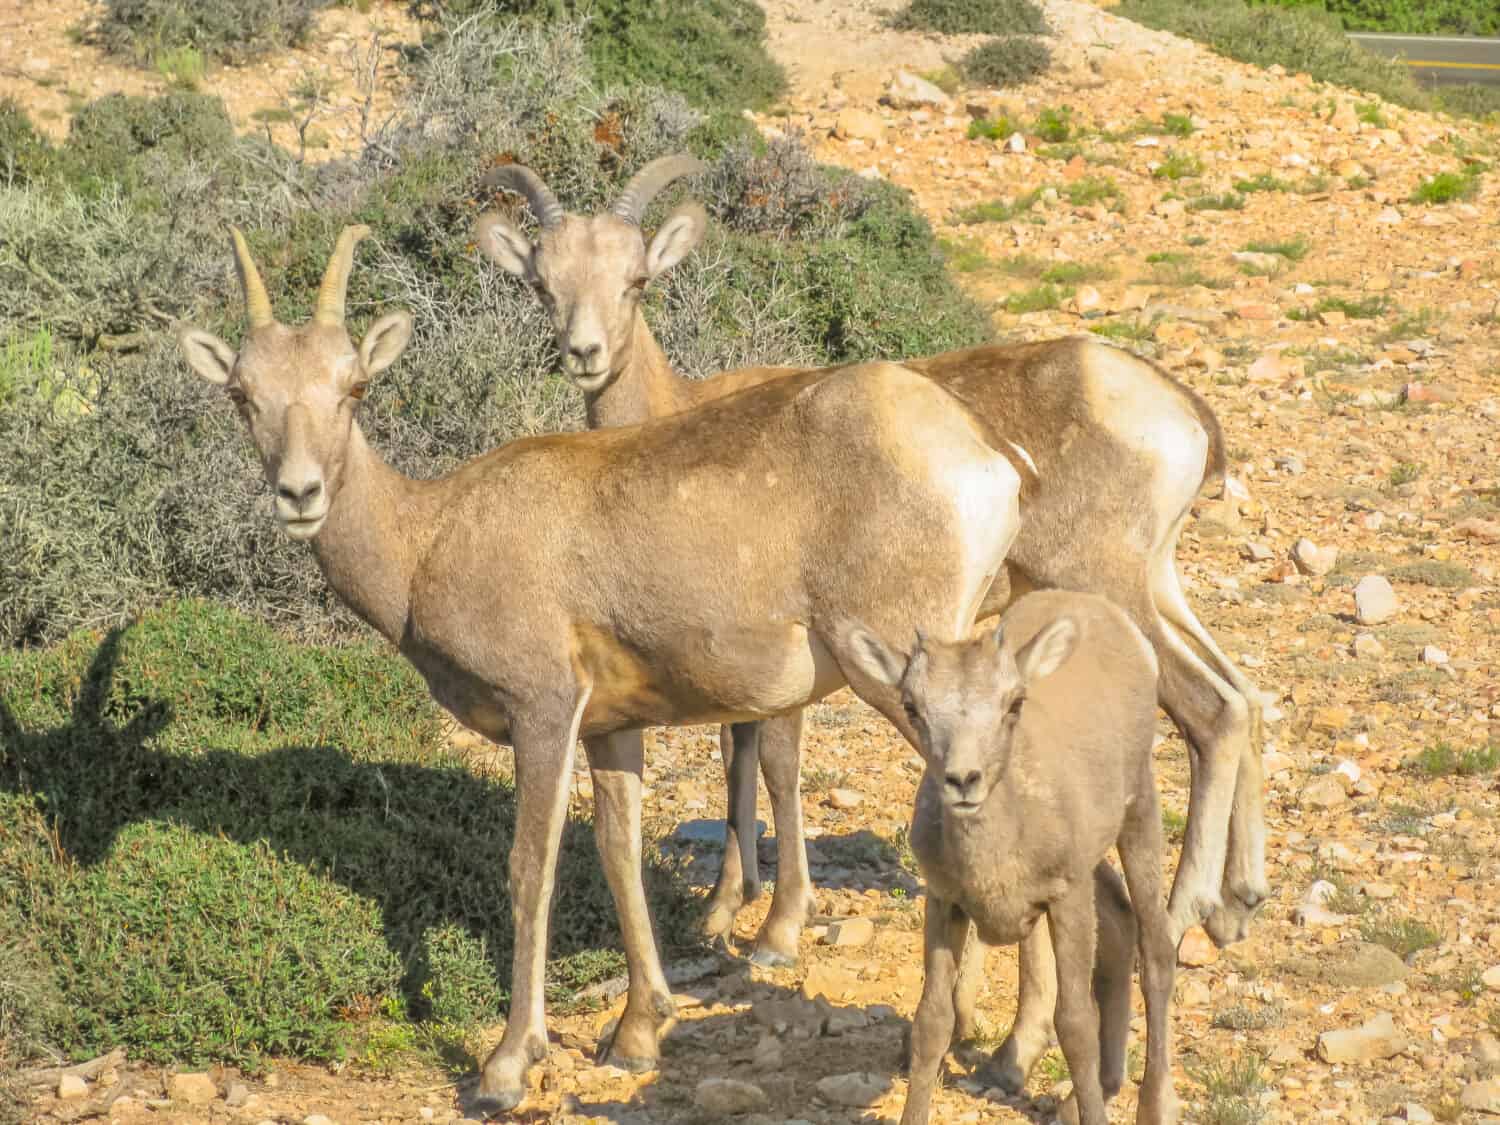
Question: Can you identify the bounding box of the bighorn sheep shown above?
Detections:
[475,156,1265,1088]
[846,591,1177,1125]
[177,225,1024,1114]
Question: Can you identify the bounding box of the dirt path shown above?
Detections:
[21,1,1500,1123]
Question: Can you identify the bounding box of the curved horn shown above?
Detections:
[313,225,371,327]
[229,227,274,328]
[611,154,708,225]
[481,163,564,230]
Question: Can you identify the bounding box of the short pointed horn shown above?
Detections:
[313,225,371,327]
[481,163,564,229]
[611,154,708,225]
[229,226,274,328]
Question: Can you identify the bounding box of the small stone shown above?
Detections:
[1455,517,1500,544]
[1403,1104,1435,1124]
[1292,538,1338,577]
[1353,632,1385,658]
[1355,575,1398,625]
[168,1073,219,1106]
[1234,303,1275,321]
[884,71,952,110]
[827,788,863,810]
[822,917,874,947]
[833,109,885,144]
[814,1072,890,1107]
[695,1077,769,1115]
[1402,382,1458,404]
[1301,773,1347,809]
[1006,132,1026,154]
[225,1082,251,1108]
[752,1032,783,1069]
[824,1005,870,1035]
[1376,206,1403,224]
[1462,1080,1500,1113]
[1361,881,1397,899]
[1177,926,1219,967]
[1482,965,1500,991]
[1243,541,1274,562]
[1310,706,1351,734]
[1070,284,1102,313]
[1317,1011,1405,1063]
[58,1075,88,1100]
[303,1117,336,1125]
[1421,645,1450,666]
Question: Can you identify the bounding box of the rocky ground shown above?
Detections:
[18,0,1500,1122]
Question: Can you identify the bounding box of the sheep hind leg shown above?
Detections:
[703,722,762,947]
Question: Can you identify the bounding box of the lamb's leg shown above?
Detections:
[1152,557,1268,945]
[1119,761,1180,1125]
[980,920,1056,1094]
[951,918,983,1043]
[704,722,762,945]
[1049,879,1108,1125]
[751,710,815,966]
[475,694,588,1115]
[899,896,971,1125]
[1091,862,1137,1103]
[585,730,676,1072]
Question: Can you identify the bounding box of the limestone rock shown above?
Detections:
[1353,632,1385,658]
[1301,773,1347,809]
[1317,1011,1405,1063]
[884,71,951,111]
[695,1077,769,1115]
[827,787,863,810]
[168,1072,219,1106]
[57,1075,88,1100]
[814,1071,890,1107]
[1177,926,1219,967]
[833,110,884,144]
[1292,538,1338,577]
[1355,575,1398,625]
[822,917,874,947]
[1462,1080,1500,1113]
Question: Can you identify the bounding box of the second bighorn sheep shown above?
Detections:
[475,156,1265,1090]
[847,591,1177,1125]
[177,225,1023,1115]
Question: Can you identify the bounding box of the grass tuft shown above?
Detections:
[1187,1051,1270,1125]
[1154,149,1204,180]
[1410,168,1482,205]
[890,0,1049,35]
[1406,742,1500,777]
[1359,912,1442,960]
[961,36,1053,88]
[1187,191,1246,211]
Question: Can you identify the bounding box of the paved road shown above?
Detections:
[1349,32,1500,86]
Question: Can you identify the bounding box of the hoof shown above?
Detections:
[977,1041,1032,1096]
[748,946,797,969]
[600,1049,659,1075]
[468,1088,524,1118]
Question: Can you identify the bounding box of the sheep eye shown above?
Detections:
[227,387,248,406]
[902,699,922,724]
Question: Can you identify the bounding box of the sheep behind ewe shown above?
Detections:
[846,590,1177,1125]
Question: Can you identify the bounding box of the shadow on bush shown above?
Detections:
[0,601,702,1065]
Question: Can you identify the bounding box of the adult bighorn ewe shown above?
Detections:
[476,155,1266,1090]
[847,591,1177,1125]
[177,224,1024,1114]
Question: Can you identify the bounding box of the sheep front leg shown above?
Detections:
[475,695,586,1115]
[899,896,971,1125]
[585,729,676,1072]
[981,920,1056,1093]
[751,710,815,966]
[1048,880,1108,1125]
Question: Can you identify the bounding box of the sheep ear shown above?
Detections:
[476,212,535,278]
[178,328,236,386]
[1015,617,1078,684]
[359,311,412,376]
[845,624,908,688]
[645,201,706,279]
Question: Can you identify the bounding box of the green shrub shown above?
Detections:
[1235,172,1292,193]
[1154,150,1205,179]
[968,116,1011,140]
[1033,105,1074,142]
[1410,168,1481,205]
[1162,111,1195,136]
[1267,0,1500,37]
[961,36,1053,87]
[1115,0,1432,113]
[0,602,701,1062]
[95,0,330,64]
[890,0,1049,36]
[0,99,59,188]
[1244,235,1310,260]
[1187,191,1246,211]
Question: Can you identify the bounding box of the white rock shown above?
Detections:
[1354,575,1398,624]
[58,1075,88,1100]
[694,1077,769,1115]
[1353,632,1385,658]
[1420,645,1450,666]
[884,71,952,110]
[1482,965,1500,991]
[1006,132,1026,154]
[1292,537,1338,576]
[1334,759,1361,785]
[1316,1011,1405,1063]
[815,1072,890,1107]
[827,787,863,810]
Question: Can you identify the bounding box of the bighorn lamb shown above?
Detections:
[177,225,1024,1114]
[475,156,1264,1087]
[847,591,1177,1125]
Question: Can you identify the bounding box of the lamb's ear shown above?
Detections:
[475,212,534,278]
[645,201,706,279]
[844,623,908,688]
[358,311,413,376]
[178,328,236,386]
[1014,617,1078,684]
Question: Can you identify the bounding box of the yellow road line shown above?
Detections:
[1399,59,1500,71]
